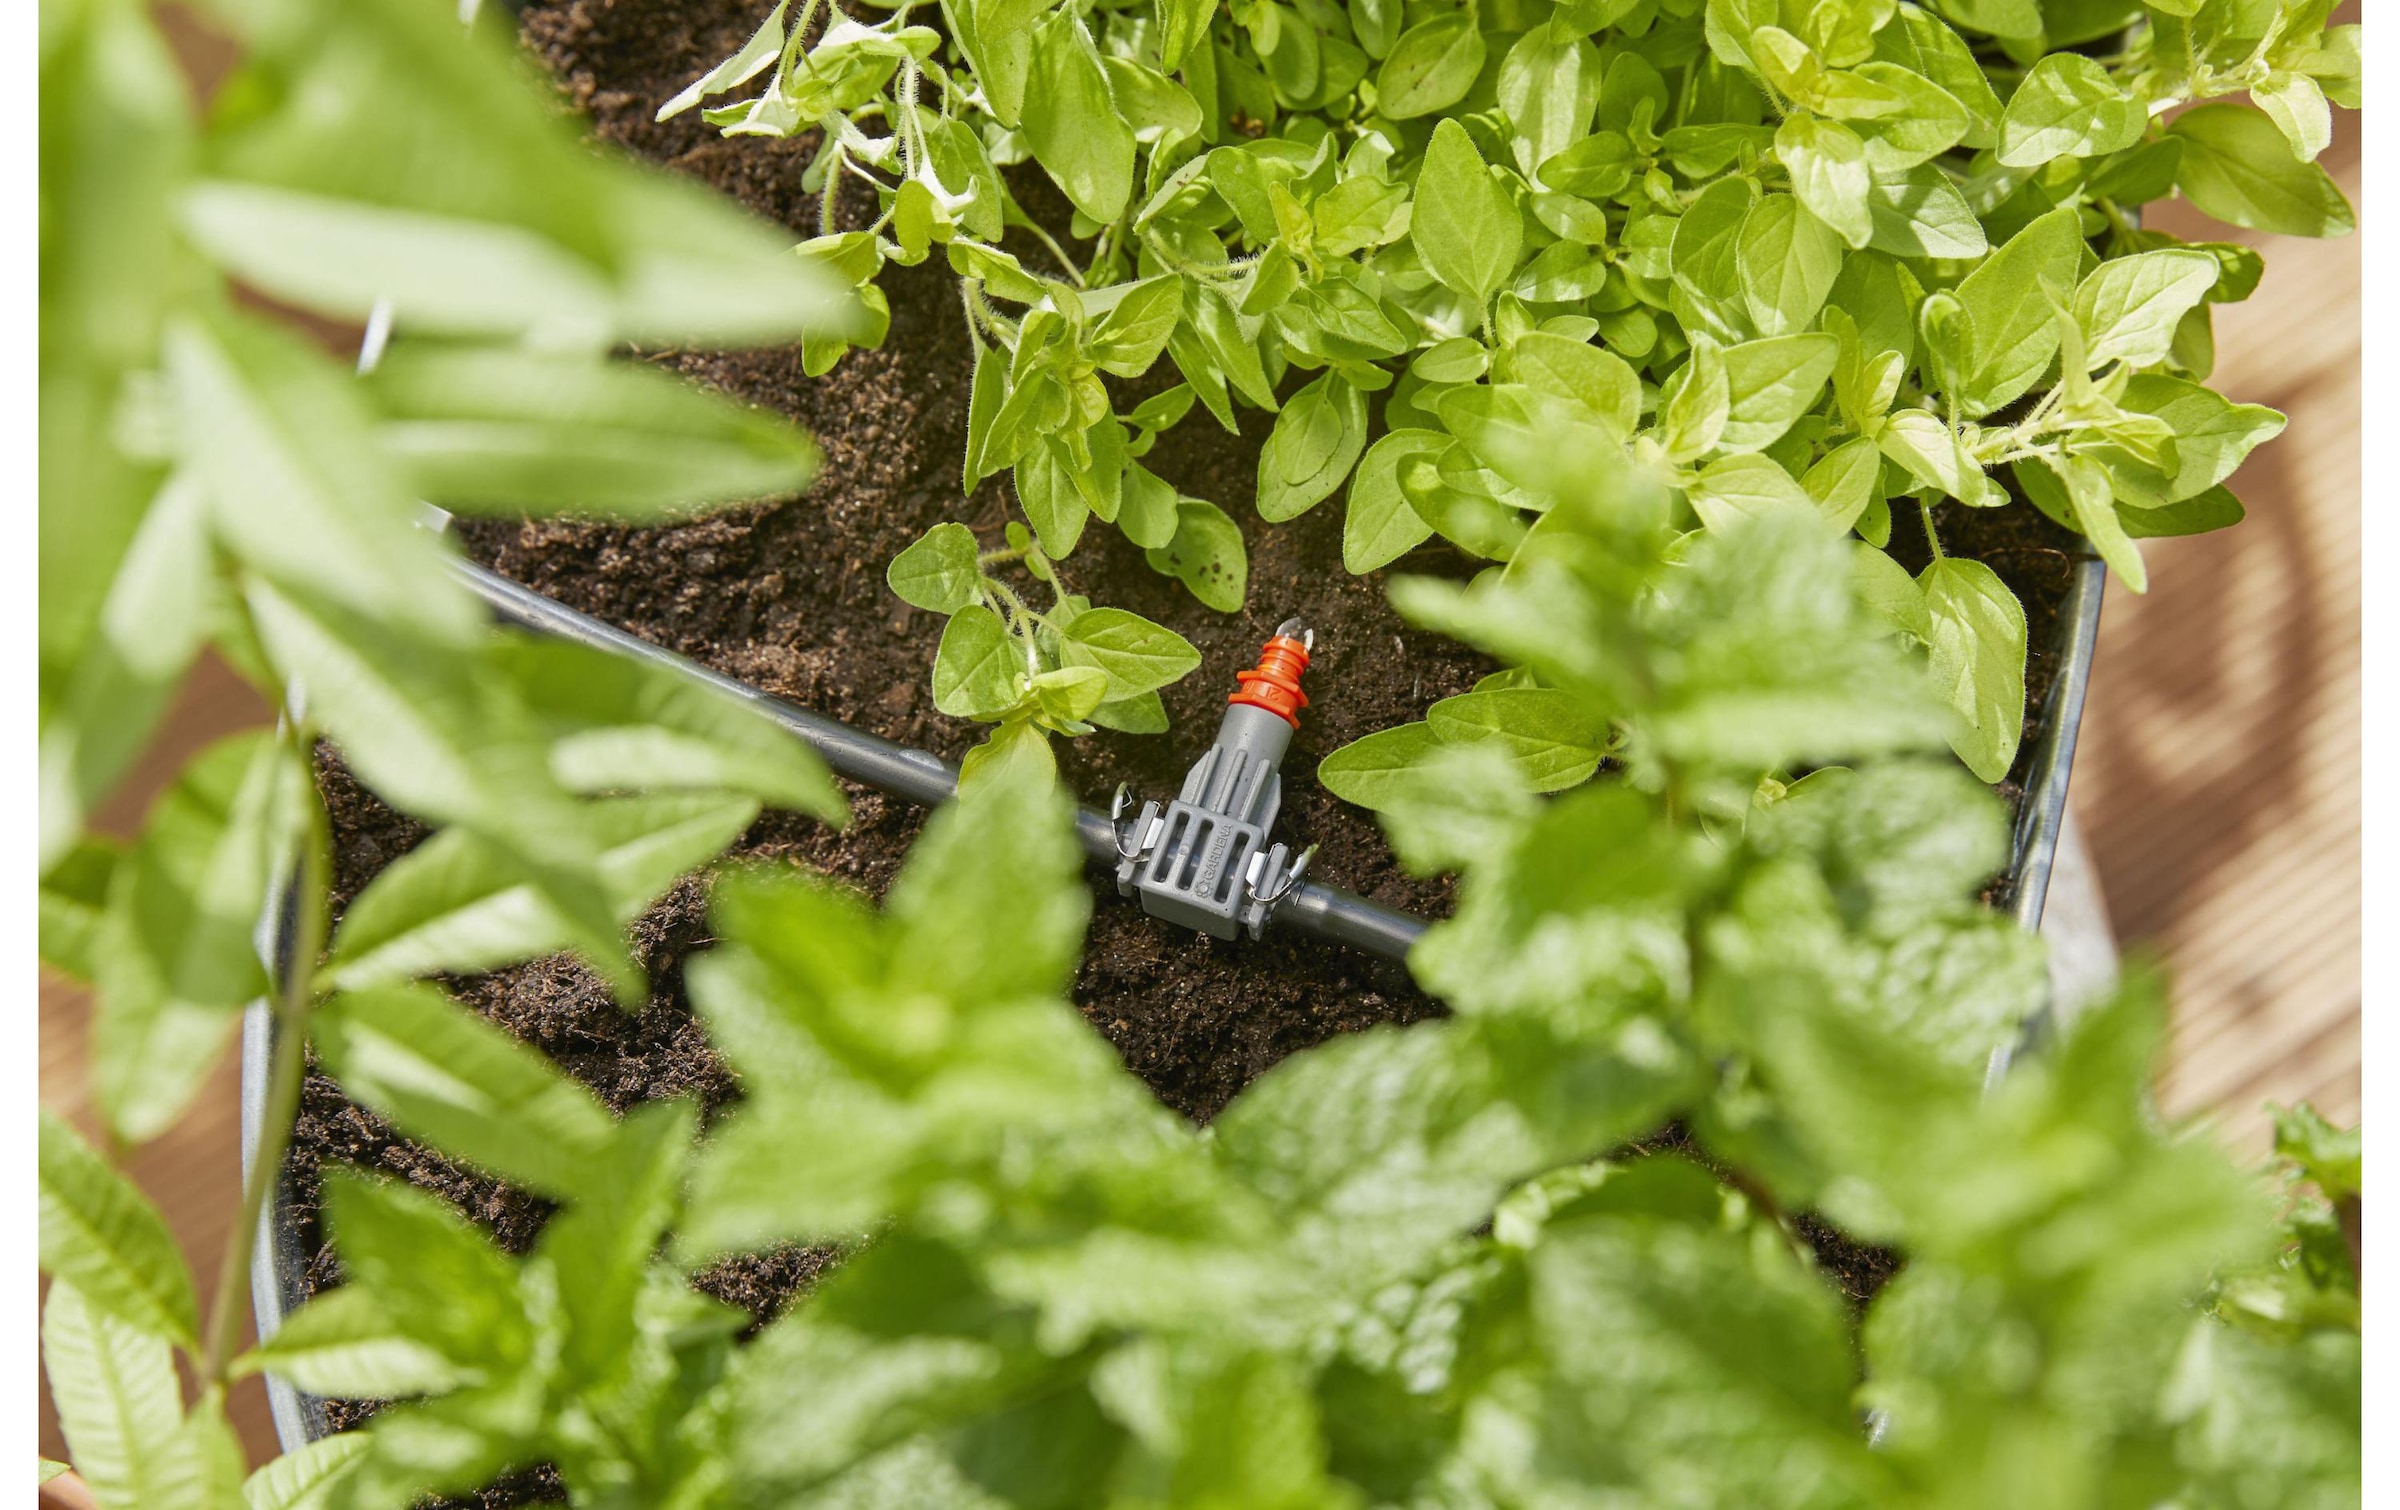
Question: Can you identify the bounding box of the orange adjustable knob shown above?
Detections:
[1229,617,1313,728]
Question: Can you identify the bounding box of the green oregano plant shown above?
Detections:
[42,431,2358,1505]
[673,0,2353,782]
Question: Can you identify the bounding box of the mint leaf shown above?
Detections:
[313,983,621,1200]
[38,1112,199,1348]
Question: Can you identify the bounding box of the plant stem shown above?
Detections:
[1919,497,1945,562]
[1016,216,1088,288]
[201,788,329,1385]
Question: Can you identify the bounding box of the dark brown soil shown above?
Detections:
[275,0,2080,1477]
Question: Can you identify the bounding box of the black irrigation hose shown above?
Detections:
[451,557,1433,961]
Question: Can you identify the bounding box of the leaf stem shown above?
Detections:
[201,776,329,1385]
[1015,217,1088,288]
[1919,496,1945,562]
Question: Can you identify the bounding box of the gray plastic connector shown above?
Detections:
[1114,622,1317,940]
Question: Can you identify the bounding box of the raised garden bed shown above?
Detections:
[245,0,2112,1461]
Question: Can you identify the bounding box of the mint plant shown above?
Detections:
[675,0,2354,781]
[47,438,2355,1507]
[40,0,853,1493]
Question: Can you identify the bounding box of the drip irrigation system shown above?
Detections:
[447,553,1430,960]
[245,333,2106,1454]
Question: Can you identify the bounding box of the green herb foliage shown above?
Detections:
[40,0,850,1492]
[40,3,2358,1506]
[49,428,2359,1504]
[678,0,2350,774]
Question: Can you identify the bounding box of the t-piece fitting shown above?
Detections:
[1112,619,1320,941]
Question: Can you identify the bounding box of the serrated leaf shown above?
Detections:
[42,1283,184,1510]
[314,982,622,1198]
[329,793,759,988]
[364,344,818,518]
[93,731,308,1144]
[38,1112,199,1347]
[240,1432,372,1510]
[239,1286,466,1399]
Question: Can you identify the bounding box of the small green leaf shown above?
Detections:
[959,715,1057,790]
[1851,542,1930,638]
[1920,556,2026,783]
[1777,115,1873,248]
[1412,120,1523,307]
[1316,722,1441,811]
[1804,436,1883,535]
[1689,453,1816,531]
[1718,335,1839,453]
[1997,52,2144,168]
[2119,483,2243,539]
[1864,164,1987,258]
[1258,373,1368,521]
[1509,334,1640,438]
[932,604,1025,720]
[1736,195,1845,337]
[1118,461,1182,551]
[1496,26,1604,176]
[1058,608,1204,700]
[1948,204,2083,416]
[238,1432,372,1510]
[1090,277,1184,378]
[888,522,985,615]
[1376,13,1486,119]
[1016,442,1091,558]
[314,983,621,1199]
[2170,104,2354,238]
[41,1282,183,1510]
[1427,688,1607,791]
[2074,250,2222,370]
[1345,430,1444,573]
[1021,12,1135,223]
[38,1112,199,1348]
[238,1286,465,1399]
[1146,499,1249,612]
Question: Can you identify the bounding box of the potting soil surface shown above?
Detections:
[282,0,2075,1481]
